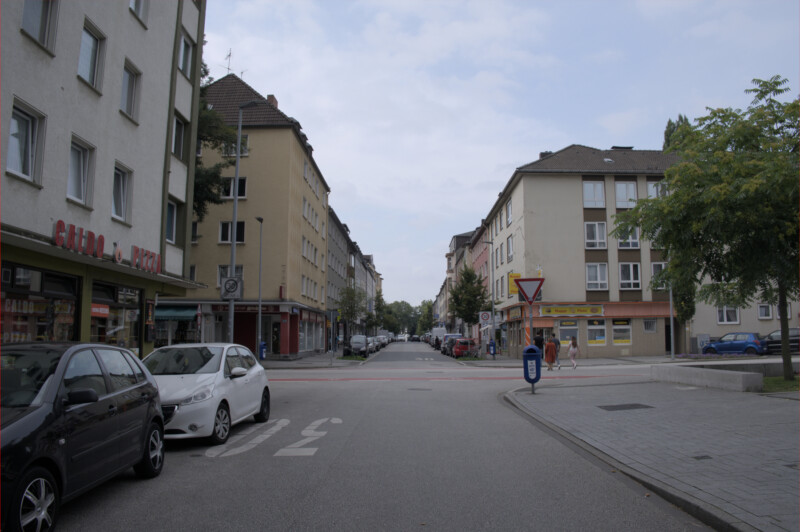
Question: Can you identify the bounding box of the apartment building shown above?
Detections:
[326,207,351,346]
[1,0,205,355]
[159,74,330,358]
[484,145,682,358]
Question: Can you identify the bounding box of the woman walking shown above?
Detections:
[568,336,580,369]
[544,336,557,371]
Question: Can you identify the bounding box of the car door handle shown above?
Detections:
[108,405,118,415]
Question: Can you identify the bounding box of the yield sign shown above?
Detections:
[514,278,544,305]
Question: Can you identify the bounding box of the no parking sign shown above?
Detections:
[479,311,491,326]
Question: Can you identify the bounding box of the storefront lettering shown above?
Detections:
[131,246,162,274]
[54,220,104,258]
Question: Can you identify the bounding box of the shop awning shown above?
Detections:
[155,306,197,321]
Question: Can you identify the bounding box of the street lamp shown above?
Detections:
[228,100,261,343]
[256,216,264,356]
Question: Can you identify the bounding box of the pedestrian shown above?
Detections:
[533,329,544,351]
[551,333,562,369]
[568,336,581,369]
[544,336,557,371]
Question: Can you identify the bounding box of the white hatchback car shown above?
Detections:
[143,343,270,444]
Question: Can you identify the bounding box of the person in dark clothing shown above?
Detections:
[551,333,562,369]
[533,330,544,351]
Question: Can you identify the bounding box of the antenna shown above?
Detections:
[225,49,232,74]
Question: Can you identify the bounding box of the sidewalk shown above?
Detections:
[507,372,799,532]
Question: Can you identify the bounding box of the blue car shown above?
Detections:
[702,332,764,355]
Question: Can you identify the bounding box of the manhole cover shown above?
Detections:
[597,403,653,411]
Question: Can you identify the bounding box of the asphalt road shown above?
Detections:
[57,342,710,531]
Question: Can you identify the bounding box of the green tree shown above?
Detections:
[373,289,386,329]
[417,299,435,334]
[662,113,689,150]
[449,267,490,331]
[193,61,237,221]
[614,75,799,379]
[338,286,366,337]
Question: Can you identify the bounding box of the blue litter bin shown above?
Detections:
[522,345,542,393]
[259,342,267,360]
[488,340,496,357]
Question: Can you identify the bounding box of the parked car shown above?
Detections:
[377,335,388,347]
[441,333,463,355]
[346,335,368,356]
[410,335,420,342]
[452,338,477,358]
[761,328,800,356]
[702,332,765,355]
[1,343,165,532]
[143,343,270,445]
[367,337,378,352]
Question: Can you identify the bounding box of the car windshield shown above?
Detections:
[144,346,223,375]
[351,335,365,344]
[1,346,64,408]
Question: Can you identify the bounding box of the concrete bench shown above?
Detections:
[651,364,763,392]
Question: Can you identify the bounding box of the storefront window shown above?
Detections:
[1,264,78,343]
[587,319,606,346]
[559,320,578,344]
[612,319,632,345]
[91,283,141,353]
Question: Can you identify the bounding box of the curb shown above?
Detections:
[502,388,757,532]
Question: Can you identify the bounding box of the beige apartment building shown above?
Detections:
[2,0,205,355]
[158,74,330,358]
[485,145,682,359]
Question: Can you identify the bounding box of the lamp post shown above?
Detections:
[227,100,260,343]
[256,216,264,355]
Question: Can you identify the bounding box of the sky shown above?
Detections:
[203,0,799,307]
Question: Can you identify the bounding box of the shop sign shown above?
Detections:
[54,220,162,274]
[541,305,604,317]
[91,303,110,318]
[508,307,522,320]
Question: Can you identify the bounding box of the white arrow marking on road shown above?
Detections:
[275,418,342,457]
[205,418,290,458]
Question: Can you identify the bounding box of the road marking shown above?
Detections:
[206,418,290,458]
[275,417,342,457]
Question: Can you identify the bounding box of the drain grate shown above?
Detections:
[693,455,713,460]
[597,403,653,411]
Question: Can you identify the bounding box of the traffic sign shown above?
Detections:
[479,311,491,325]
[514,278,544,305]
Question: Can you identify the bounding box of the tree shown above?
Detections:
[662,113,689,150]
[449,267,490,332]
[417,300,435,334]
[338,286,366,337]
[373,289,386,329]
[613,75,799,379]
[193,61,237,221]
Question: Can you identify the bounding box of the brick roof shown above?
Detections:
[204,74,298,129]
[517,144,680,175]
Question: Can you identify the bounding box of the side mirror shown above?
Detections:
[65,388,99,405]
[230,367,247,378]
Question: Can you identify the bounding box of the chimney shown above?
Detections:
[539,151,553,159]
[267,94,278,108]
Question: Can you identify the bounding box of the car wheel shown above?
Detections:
[254,388,270,423]
[209,403,231,445]
[704,347,717,354]
[134,421,165,478]
[745,347,756,355]
[10,466,59,532]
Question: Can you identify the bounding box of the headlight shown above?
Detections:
[179,386,214,405]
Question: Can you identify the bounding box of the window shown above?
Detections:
[178,32,194,78]
[586,263,608,290]
[498,213,503,230]
[494,217,499,236]
[584,222,607,249]
[587,319,606,346]
[583,181,605,208]
[188,265,196,281]
[172,115,186,160]
[495,248,499,269]
[22,0,58,50]
[506,235,513,262]
[222,177,246,198]
[612,320,632,345]
[217,265,242,287]
[559,320,578,344]
[7,106,42,182]
[500,275,504,297]
[191,222,198,243]
[219,221,245,243]
[643,319,657,333]
[618,227,640,249]
[647,181,665,199]
[223,135,248,157]
[120,62,140,118]
[717,306,739,324]
[615,182,636,208]
[68,140,92,204]
[506,200,512,225]
[651,262,667,290]
[499,243,504,264]
[78,23,104,89]
[619,263,641,290]
[64,350,107,396]
[165,201,177,243]
[129,0,148,23]
[776,303,792,320]
[112,165,130,221]
[96,348,137,391]
[757,304,772,320]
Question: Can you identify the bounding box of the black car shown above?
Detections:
[1,343,165,532]
[762,328,799,356]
